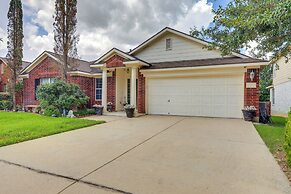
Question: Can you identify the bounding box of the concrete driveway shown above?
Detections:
[0,116,289,194]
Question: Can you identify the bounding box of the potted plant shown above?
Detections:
[124,104,135,118]
[242,106,257,122]
[107,102,113,112]
[93,104,104,115]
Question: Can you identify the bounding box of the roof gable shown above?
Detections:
[129,27,248,59]
[21,51,98,74]
[94,48,136,64]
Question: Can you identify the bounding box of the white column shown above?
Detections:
[130,66,137,108]
[102,68,107,111]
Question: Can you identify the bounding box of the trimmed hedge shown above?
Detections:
[285,113,291,167]
[74,109,96,117]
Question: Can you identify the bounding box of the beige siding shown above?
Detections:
[134,32,232,63]
[273,57,291,86]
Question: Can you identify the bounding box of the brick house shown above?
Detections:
[0,57,31,105]
[20,27,268,119]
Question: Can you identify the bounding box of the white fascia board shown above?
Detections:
[68,71,102,78]
[95,49,135,64]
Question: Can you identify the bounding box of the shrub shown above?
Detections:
[284,113,291,167]
[74,108,96,117]
[44,106,61,117]
[0,94,12,110]
[37,80,89,112]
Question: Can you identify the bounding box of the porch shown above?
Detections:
[91,48,149,114]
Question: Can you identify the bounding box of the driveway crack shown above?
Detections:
[59,117,186,193]
[0,159,133,194]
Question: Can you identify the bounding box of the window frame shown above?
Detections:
[166,38,172,51]
[95,78,102,101]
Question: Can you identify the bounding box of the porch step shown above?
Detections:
[103,111,145,117]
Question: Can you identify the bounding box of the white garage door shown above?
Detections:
[147,75,244,118]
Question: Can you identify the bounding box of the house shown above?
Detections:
[0,57,31,105]
[20,51,101,109]
[20,27,268,119]
[269,56,291,116]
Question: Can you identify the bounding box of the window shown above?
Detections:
[96,78,102,100]
[40,78,55,85]
[166,38,172,50]
[35,78,55,100]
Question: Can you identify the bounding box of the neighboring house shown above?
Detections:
[20,27,268,119]
[269,57,291,116]
[0,57,31,105]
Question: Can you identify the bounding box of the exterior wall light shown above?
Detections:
[250,70,255,81]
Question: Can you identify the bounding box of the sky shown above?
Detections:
[0,0,232,62]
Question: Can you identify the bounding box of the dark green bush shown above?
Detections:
[0,94,13,110]
[37,80,89,112]
[74,109,96,117]
[44,106,61,117]
[284,113,291,167]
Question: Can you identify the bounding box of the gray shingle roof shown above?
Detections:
[0,57,31,70]
[45,51,101,74]
[146,57,268,69]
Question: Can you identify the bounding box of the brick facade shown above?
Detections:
[0,61,22,106]
[244,68,260,117]
[0,61,10,92]
[137,70,145,113]
[107,70,116,111]
[23,57,97,107]
[105,55,125,68]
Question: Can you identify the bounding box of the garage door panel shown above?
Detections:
[148,76,244,118]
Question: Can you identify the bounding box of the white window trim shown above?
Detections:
[40,77,55,85]
[166,38,172,51]
[95,78,102,101]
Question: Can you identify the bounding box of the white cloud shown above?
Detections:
[0,27,7,57]
[174,0,214,32]
[1,0,215,61]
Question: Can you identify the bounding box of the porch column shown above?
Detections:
[130,66,137,108]
[102,68,107,111]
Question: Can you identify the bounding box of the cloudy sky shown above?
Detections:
[0,0,231,62]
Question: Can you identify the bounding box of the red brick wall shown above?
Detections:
[68,76,95,107]
[0,61,11,92]
[138,70,145,113]
[23,57,60,106]
[107,70,116,111]
[105,55,125,68]
[23,57,96,108]
[244,68,260,116]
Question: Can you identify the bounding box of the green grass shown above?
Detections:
[0,111,104,147]
[255,116,287,153]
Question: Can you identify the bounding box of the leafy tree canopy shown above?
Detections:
[191,0,291,61]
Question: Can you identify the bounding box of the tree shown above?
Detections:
[53,0,79,81]
[260,65,273,101]
[191,0,291,61]
[6,0,23,111]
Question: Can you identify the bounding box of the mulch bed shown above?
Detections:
[274,149,291,184]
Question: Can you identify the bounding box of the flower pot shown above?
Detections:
[125,108,135,118]
[107,104,113,112]
[95,106,104,115]
[242,109,256,122]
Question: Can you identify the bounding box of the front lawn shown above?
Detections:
[0,112,104,147]
[254,116,291,182]
[255,116,287,153]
